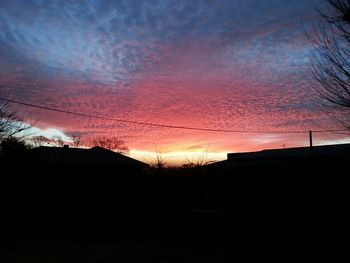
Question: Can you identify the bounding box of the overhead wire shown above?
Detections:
[1,96,348,134]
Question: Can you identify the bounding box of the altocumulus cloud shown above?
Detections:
[2,0,343,160]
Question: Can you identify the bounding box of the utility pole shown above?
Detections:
[309,130,313,151]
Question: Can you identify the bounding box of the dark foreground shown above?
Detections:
[2,152,350,262]
[2,238,349,262]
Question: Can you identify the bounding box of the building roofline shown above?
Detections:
[227,143,350,160]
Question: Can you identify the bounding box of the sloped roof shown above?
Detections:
[31,146,149,168]
[227,143,350,161]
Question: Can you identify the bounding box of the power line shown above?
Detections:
[306,117,350,136]
[0,96,348,134]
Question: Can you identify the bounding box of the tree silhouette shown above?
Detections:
[71,134,81,148]
[52,135,64,147]
[152,143,165,169]
[30,135,51,147]
[91,136,129,154]
[0,92,31,141]
[0,136,30,164]
[309,0,350,128]
[182,150,212,168]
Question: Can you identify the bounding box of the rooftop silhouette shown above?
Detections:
[31,145,149,168]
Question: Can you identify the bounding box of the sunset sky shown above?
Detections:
[1,0,349,164]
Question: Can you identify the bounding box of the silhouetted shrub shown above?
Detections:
[0,136,30,169]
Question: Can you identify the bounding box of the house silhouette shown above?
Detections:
[31,145,149,169]
[206,143,350,168]
[205,143,350,239]
[226,143,350,161]
[16,146,150,235]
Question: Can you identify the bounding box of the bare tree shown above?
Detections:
[90,136,129,154]
[0,95,31,141]
[71,134,81,148]
[152,143,165,169]
[30,135,51,147]
[182,150,213,168]
[309,0,350,128]
[52,135,64,147]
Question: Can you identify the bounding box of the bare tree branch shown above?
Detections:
[71,134,81,148]
[30,135,51,147]
[90,136,129,154]
[309,0,350,128]
[182,149,213,168]
[52,135,64,147]
[0,90,32,141]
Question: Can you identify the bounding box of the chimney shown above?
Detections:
[63,144,69,149]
